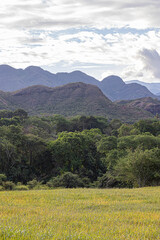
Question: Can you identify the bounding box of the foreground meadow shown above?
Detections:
[0,188,160,240]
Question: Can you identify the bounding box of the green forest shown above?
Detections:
[0,109,160,190]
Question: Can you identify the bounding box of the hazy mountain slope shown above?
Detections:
[0,65,99,91]
[0,82,153,122]
[126,80,160,95]
[0,65,157,101]
[0,65,59,91]
[101,76,156,101]
[116,97,160,116]
[55,71,99,86]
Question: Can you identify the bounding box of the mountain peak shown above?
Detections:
[25,66,44,72]
[0,64,16,71]
[0,64,157,101]
[71,70,90,76]
[0,82,152,121]
[102,75,125,85]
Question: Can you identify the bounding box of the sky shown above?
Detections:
[1,0,160,82]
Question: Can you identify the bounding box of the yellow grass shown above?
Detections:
[0,187,160,239]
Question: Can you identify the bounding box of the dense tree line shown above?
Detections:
[0,109,160,189]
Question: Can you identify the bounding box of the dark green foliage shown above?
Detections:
[115,148,160,187]
[52,115,70,133]
[97,172,123,188]
[97,136,117,153]
[118,135,160,151]
[134,119,160,136]
[47,172,83,188]
[0,109,27,119]
[14,185,29,191]
[0,174,7,185]
[48,129,105,181]
[0,109,160,188]
[13,109,28,119]
[105,150,120,171]
[27,179,40,189]
[118,123,139,137]
[0,110,13,119]
[3,181,15,190]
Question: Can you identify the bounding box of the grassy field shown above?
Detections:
[0,188,160,239]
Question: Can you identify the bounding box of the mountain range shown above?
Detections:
[126,80,160,95]
[0,65,157,101]
[0,82,154,122]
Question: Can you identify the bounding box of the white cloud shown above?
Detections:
[1,28,160,80]
[139,48,160,79]
[101,71,115,80]
[1,0,160,30]
[0,1,160,82]
[122,47,160,83]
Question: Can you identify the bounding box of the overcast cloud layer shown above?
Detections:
[0,0,160,82]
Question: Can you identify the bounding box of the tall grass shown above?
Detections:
[0,187,160,239]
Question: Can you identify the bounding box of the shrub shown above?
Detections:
[14,185,29,191]
[47,172,83,188]
[27,179,40,189]
[0,186,4,191]
[81,177,91,188]
[97,172,120,188]
[115,148,160,187]
[16,182,23,186]
[0,174,7,185]
[3,181,15,190]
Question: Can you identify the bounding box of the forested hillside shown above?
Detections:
[0,109,160,190]
[117,97,160,116]
[0,82,154,122]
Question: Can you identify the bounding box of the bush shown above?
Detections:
[0,186,4,191]
[81,177,91,188]
[115,148,160,187]
[97,172,121,188]
[47,172,83,188]
[14,185,29,191]
[16,182,23,186]
[0,174,7,185]
[27,179,40,189]
[3,181,15,190]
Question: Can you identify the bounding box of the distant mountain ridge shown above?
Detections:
[100,76,156,101]
[0,65,157,101]
[0,82,153,122]
[126,80,160,95]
